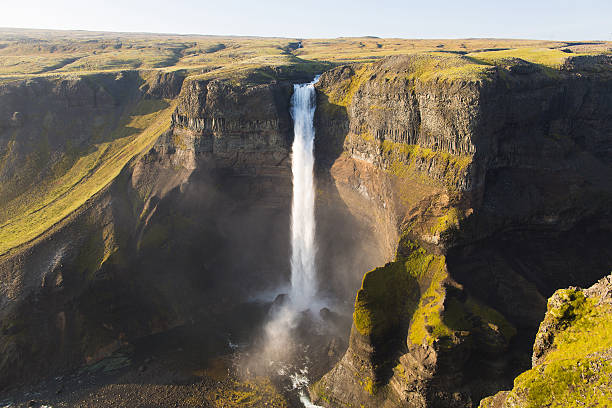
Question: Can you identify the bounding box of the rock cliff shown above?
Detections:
[310,54,612,407]
[0,72,299,387]
[0,68,381,390]
[0,52,611,407]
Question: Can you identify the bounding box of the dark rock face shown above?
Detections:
[0,74,294,388]
[310,56,612,407]
[167,78,293,168]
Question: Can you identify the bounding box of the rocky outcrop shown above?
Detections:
[479,274,612,408]
[0,71,183,387]
[311,241,517,408]
[310,54,612,407]
[169,78,293,163]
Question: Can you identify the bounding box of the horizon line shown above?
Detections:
[0,26,609,43]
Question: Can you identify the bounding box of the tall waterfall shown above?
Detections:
[289,77,319,310]
[260,77,323,408]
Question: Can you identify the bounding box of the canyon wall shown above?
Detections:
[0,54,610,406]
[310,55,612,407]
[0,73,297,387]
[0,69,383,389]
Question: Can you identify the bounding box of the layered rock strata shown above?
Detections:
[310,55,612,407]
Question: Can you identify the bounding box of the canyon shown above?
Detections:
[0,31,611,407]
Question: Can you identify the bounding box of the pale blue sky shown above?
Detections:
[1,0,610,40]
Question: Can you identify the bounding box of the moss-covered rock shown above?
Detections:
[479,274,612,408]
[313,239,517,407]
[353,242,433,339]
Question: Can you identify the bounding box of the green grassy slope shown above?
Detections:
[480,282,612,408]
[0,95,175,256]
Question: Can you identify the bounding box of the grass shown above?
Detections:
[325,64,373,107]
[353,236,516,349]
[330,134,472,194]
[397,53,493,82]
[464,297,517,342]
[406,243,515,346]
[535,288,610,364]
[0,29,610,80]
[510,358,612,408]
[408,257,450,345]
[321,54,493,109]
[297,38,581,63]
[204,377,288,408]
[0,29,320,82]
[0,30,610,257]
[353,241,442,338]
[0,98,175,256]
[430,207,462,235]
[381,140,472,190]
[467,47,578,69]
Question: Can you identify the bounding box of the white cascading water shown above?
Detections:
[288,77,319,310]
[261,77,322,408]
[288,77,323,408]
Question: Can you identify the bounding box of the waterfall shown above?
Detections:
[260,77,323,408]
[289,77,319,310]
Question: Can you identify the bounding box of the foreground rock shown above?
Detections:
[480,274,612,408]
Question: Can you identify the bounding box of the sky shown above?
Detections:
[1,0,610,41]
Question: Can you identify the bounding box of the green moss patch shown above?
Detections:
[464,297,517,343]
[381,140,472,191]
[541,291,611,364]
[353,241,439,338]
[467,48,576,69]
[398,53,493,82]
[204,377,288,408]
[430,207,462,236]
[441,295,517,345]
[507,357,612,408]
[408,257,450,346]
[323,64,374,108]
[408,269,515,347]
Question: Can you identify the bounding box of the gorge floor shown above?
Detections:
[0,299,348,408]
